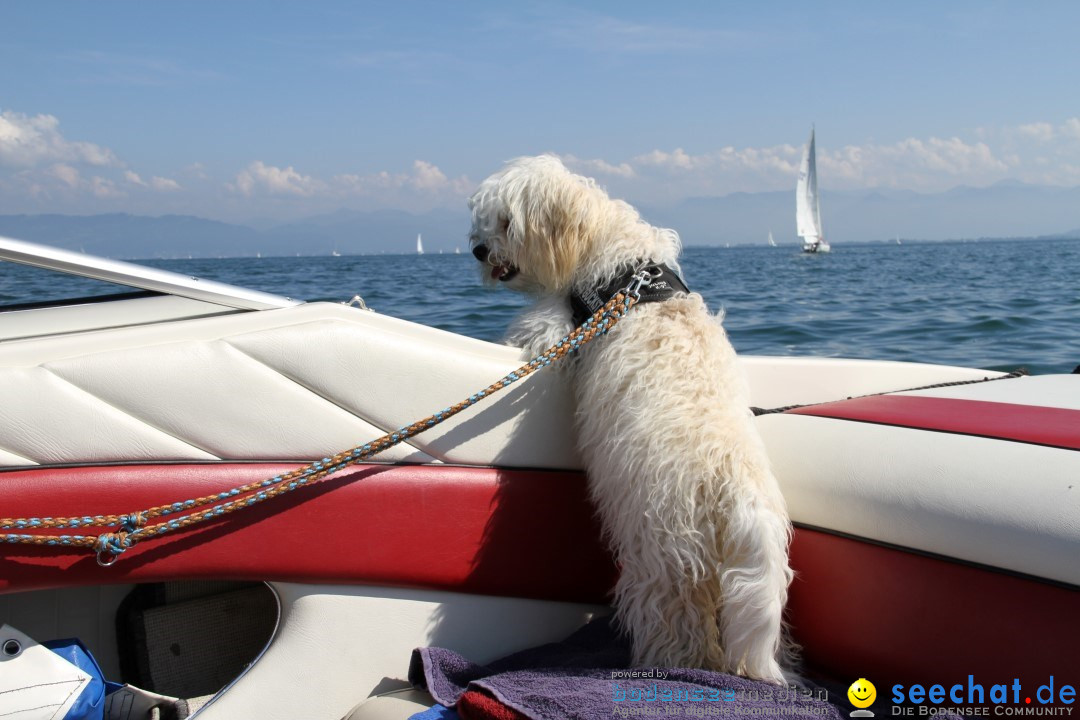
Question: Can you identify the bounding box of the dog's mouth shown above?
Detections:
[490,263,519,282]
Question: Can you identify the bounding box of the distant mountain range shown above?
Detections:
[0,209,470,259]
[639,181,1080,246]
[0,181,1077,258]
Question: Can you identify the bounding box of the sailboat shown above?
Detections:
[767,231,777,247]
[796,127,831,254]
[416,233,424,255]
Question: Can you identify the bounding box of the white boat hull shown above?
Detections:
[802,240,831,253]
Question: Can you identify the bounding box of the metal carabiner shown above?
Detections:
[622,268,655,299]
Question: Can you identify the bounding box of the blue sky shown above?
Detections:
[3,1,1080,223]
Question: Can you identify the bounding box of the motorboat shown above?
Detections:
[0,236,1075,719]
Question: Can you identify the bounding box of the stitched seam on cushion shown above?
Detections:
[36,366,221,459]
[220,340,437,462]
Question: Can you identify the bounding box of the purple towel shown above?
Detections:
[409,617,843,720]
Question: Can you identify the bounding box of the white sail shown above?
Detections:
[768,231,776,247]
[796,128,829,252]
[416,233,424,255]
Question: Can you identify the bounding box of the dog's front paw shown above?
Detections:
[503,295,575,360]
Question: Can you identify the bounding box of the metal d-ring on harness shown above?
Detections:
[1,270,657,567]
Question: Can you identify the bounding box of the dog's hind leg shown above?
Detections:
[611,525,729,671]
[717,478,794,684]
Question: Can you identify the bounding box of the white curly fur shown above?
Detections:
[468,155,795,683]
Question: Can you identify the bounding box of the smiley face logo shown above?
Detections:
[847,678,877,709]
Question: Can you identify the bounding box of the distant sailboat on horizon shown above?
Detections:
[796,127,831,254]
[416,233,424,255]
[767,230,777,247]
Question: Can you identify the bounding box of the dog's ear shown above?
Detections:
[508,172,598,291]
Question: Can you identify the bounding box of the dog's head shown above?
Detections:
[467,155,619,294]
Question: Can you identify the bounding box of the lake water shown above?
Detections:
[2,238,1077,375]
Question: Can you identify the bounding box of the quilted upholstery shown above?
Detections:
[0,304,580,468]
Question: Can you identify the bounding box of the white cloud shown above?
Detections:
[561,154,636,178]
[25,164,125,200]
[0,110,120,169]
[150,176,182,191]
[1062,117,1080,140]
[125,169,180,192]
[561,127,1080,200]
[965,116,1080,185]
[1001,117,1080,145]
[230,161,323,197]
[6,103,1080,220]
[1017,122,1055,142]
[409,160,473,194]
[633,148,704,171]
[231,159,471,207]
[855,137,1008,186]
[333,169,405,193]
[410,159,449,190]
[50,163,82,188]
[183,162,209,180]
[90,176,123,199]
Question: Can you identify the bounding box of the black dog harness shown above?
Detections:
[570,262,690,327]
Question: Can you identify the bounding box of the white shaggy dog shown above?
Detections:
[468,155,794,683]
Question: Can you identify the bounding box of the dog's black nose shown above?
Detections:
[472,244,489,262]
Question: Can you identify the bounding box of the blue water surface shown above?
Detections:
[1,239,1077,375]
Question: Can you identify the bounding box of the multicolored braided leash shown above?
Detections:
[1,271,654,567]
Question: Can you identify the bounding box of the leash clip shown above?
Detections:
[622,268,655,300]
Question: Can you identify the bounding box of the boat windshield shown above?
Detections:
[0,235,298,313]
[0,259,153,311]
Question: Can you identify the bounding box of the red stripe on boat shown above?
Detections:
[788,395,1080,450]
[0,463,618,602]
[787,529,1078,693]
[1,463,1075,686]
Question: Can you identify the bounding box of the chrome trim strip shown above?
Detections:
[0,235,301,311]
